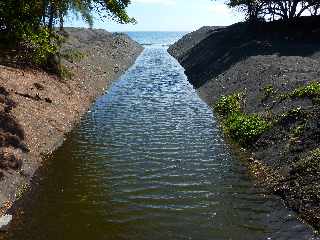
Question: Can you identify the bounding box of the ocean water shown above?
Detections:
[1,32,318,240]
[126,31,187,46]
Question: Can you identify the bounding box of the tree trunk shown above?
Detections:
[48,4,55,32]
[289,0,299,19]
[41,0,48,25]
[59,12,64,31]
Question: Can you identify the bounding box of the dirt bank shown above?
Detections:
[0,28,143,219]
[169,17,320,231]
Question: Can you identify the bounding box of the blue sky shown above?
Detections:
[65,0,244,32]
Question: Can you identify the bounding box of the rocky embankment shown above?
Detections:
[169,17,320,231]
[0,28,143,223]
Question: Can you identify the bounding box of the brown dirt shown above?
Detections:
[0,28,143,216]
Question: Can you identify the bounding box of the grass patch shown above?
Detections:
[224,113,270,145]
[275,107,310,126]
[58,65,73,80]
[291,123,306,138]
[214,93,270,146]
[61,49,86,63]
[279,107,303,119]
[262,84,274,99]
[290,82,320,98]
[279,82,320,103]
[214,92,242,116]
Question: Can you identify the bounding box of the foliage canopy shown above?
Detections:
[0,0,134,68]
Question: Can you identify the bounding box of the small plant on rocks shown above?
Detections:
[214,92,270,146]
[214,92,242,116]
[290,82,320,99]
[224,112,271,145]
[261,84,274,100]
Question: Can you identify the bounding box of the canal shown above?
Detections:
[2,32,317,240]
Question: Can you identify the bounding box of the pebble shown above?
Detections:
[0,214,12,228]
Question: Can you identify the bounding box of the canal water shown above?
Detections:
[2,32,318,240]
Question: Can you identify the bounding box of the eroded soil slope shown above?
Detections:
[0,28,143,215]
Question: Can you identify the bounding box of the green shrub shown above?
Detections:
[214,93,242,116]
[262,84,274,97]
[290,82,320,98]
[22,27,60,66]
[224,112,270,145]
[214,92,270,145]
[260,84,275,102]
[62,49,86,63]
[291,123,306,138]
[58,65,73,80]
[277,82,320,103]
[276,107,308,124]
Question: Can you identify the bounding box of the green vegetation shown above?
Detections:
[290,82,320,99]
[62,49,86,63]
[260,84,275,102]
[290,123,306,138]
[278,82,320,104]
[262,84,274,97]
[279,107,303,119]
[0,0,134,72]
[224,112,270,145]
[214,93,270,145]
[214,93,242,116]
[58,65,74,80]
[275,107,309,131]
[25,28,62,66]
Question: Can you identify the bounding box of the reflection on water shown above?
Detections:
[1,33,318,240]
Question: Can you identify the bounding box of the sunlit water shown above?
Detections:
[1,32,318,240]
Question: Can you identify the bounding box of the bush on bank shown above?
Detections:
[224,112,270,145]
[214,93,270,146]
[214,93,242,116]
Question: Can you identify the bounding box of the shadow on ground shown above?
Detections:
[177,16,320,88]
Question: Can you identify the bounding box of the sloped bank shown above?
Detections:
[0,28,143,223]
[169,17,320,231]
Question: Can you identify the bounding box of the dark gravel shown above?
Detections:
[169,18,320,231]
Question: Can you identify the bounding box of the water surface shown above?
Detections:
[1,32,318,240]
